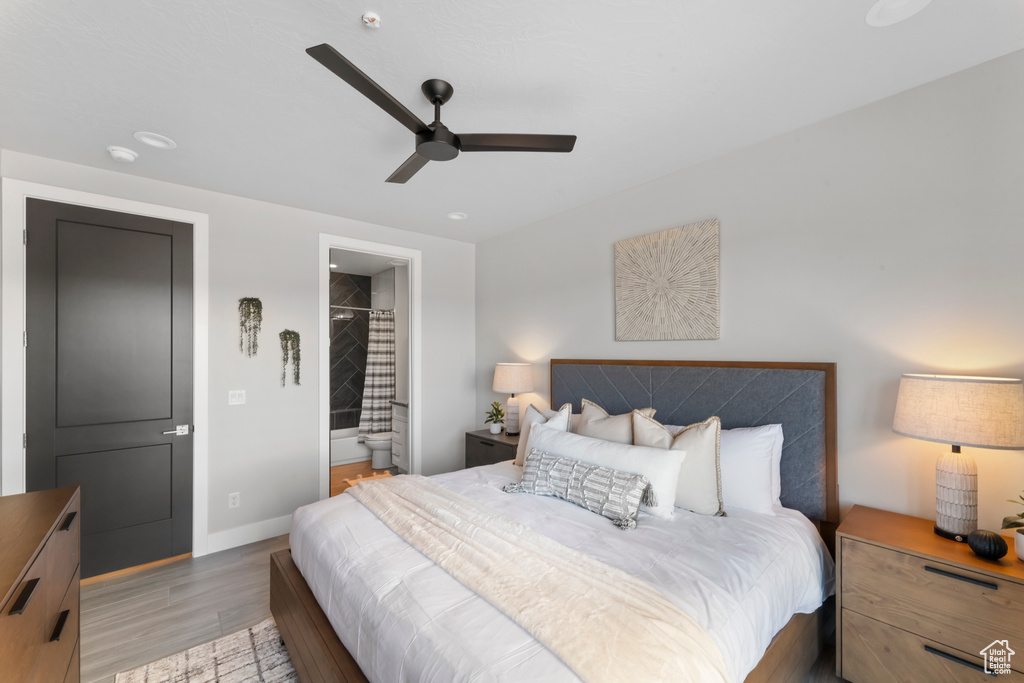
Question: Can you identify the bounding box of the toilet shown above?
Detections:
[365,432,392,469]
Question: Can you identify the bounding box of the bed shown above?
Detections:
[271,359,839,683]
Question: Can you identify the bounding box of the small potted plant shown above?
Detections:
[1003,491,1024,529]
[484,401,505,434]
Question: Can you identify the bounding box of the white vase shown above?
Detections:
[488,423,502,435]
[1016,529,1024,562]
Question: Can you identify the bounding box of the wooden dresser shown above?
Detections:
[837,504,1024,681]
[0,486,81,683]
[465,430,519,468]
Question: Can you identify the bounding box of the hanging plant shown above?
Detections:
[280,329,301,387]
[238,298,263,357]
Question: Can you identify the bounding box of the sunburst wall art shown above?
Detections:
[614,219,720,341]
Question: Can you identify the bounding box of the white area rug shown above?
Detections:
[115,618,297,683]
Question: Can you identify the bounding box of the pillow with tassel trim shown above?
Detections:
[504,449,653,529]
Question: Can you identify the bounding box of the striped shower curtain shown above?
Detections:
[358,310,396,440]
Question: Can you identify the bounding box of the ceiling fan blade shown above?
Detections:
[386,153,430,184]
[306,44,428,135]
[459,134,577,153]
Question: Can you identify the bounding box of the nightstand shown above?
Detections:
[465,430,519,468]
[836,505,1024,681]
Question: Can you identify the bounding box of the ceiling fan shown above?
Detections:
[306,44,577,184]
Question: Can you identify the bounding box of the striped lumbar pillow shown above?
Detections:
[504,449,652,529]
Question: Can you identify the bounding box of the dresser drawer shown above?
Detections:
[34,571,80,683]
[0,554,50,682]
[842,538,1024,660]
[64,639,80,683]
[843,609,1024,682]
[47,494,81,600]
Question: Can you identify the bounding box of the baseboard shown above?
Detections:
[206,513,292,554]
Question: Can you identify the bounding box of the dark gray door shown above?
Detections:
[26,198,194,578]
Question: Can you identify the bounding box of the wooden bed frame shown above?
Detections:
[271,359,839,683]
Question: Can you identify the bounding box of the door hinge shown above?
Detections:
[23,331,27,347]
[23,433,27,449]
[23,229,27,246]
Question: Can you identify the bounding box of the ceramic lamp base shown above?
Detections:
[934,447,977,542]
[505,395,521,436]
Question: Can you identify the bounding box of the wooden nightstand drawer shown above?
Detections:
[843,609,1024,682]
[842,537,1024,658]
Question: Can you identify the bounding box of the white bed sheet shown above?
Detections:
[290,462,835,683]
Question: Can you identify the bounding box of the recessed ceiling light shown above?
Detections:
[107,146,138,163]
[866,0,931,27]
[446,212,468,221]
[133,131,178,150]
[330,263,337,268]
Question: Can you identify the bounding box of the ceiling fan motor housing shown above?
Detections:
[416,124,460,161]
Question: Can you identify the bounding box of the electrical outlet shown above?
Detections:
[228,390,246,405]
[228,492,240,509]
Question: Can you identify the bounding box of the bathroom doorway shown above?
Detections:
[317,234,420,500]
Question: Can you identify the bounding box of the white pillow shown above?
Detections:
[717,425,782,515]
[576,398,655,444]
[633,413,722,516]
[722,424,784,506]
[514,403,572,466]
[527,423,684,519]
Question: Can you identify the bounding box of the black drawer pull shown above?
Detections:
[49,609,70,642]
[924,645,996,677]
[59,510,77,531]
[479,441,494,447]
[8,578,39,615]
[924,565,997,590]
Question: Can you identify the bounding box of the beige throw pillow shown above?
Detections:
[514,403,572,466]
[577,398,655,444]
[632,413,723,516]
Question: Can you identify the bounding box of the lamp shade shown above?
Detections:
[493,363,534,394]
[893,374,1024,449]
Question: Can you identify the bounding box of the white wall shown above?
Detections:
[395,265,410,405]
[1,150,476,542]
[475,50,1024,533]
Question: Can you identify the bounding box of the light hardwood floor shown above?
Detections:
[330,459,395,497]
[79,534,289,683]
[80,533,845,683]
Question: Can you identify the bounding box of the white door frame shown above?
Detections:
[1,179,212,557]
[318,233,422,498]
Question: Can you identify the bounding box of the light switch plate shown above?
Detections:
[228,390,246,405]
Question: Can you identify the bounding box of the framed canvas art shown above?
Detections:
[614,219,720,341]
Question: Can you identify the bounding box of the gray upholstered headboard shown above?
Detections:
[550,359,838,525]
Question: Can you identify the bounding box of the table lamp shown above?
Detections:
[493,363,534,436]
[893,374,1024,542]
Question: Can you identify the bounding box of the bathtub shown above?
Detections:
[330,426,371,466]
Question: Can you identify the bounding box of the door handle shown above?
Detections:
[162,425,190,436]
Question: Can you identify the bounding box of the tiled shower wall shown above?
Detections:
[330,272,370,430]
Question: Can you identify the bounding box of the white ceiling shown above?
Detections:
[2,1,1022,243]
[330,248,406,277]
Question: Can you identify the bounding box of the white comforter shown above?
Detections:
[290,462,835,683]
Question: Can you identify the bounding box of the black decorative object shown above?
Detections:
[305,44,576,184]
[238,298,263,357]
[967,529,1008,560]
[280,330,301,387]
